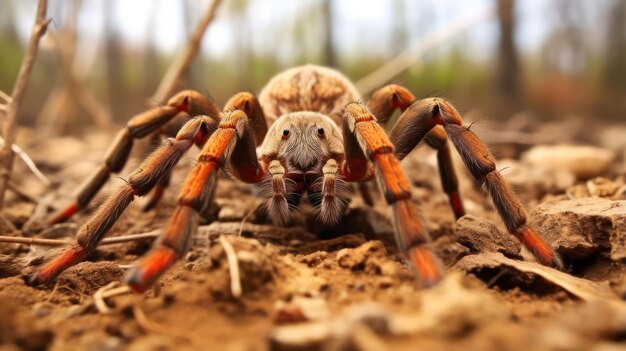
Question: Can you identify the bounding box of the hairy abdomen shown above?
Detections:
[259,65,360,125]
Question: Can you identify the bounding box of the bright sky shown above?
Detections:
[8,0,607,69]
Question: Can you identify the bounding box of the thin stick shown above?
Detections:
[0,136,51,187]
[218,235,242,298]
[0,90,11,103]
[152,0,221,103]
[238,200,261,237]
[93,282,131,314]
[355,6,494,95]
[0,0,49,211]
[0,231,160,246]
[52,30,113,128]
[8,182,38,203]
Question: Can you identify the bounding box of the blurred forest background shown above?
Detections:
[0,0,625,134]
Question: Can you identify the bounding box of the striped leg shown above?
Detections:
[423,127,465,219]
[125,110,265,292]
[368,85,465,219]
[31,116,218,284]
[317,158,349,224]
[341,102,443,287]
[49,90,220,224]
[386,94,561,269]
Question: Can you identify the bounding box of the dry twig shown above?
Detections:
[0,230,160,246]
[355,6,494,95]
[0,136,51,187]
[0,90,12,104]
[0,0,49,211]
[218,235,242,298]
[93,281,131,314]
[152,0,222,103]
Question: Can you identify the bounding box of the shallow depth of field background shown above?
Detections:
[0,0,624,133]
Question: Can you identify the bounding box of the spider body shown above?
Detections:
[34,65,561,292]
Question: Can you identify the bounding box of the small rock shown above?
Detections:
[522,145,615,180]
[455,215,521,259]
[529,198,626,260]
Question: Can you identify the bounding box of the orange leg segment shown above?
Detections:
[48,90,221,224]
[432,99,561,268]
[126,110,265,292]
[341,102,443,287]
[30,116,217,285]
[368,86,465,219]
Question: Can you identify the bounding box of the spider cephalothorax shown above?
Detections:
[34,64,561,292]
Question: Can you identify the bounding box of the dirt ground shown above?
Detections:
[1,118,625,351]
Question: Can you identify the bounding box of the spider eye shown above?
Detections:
[282,129,290,138]
[317,127,325,137]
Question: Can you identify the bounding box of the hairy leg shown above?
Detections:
[315,158,348,224]
[31,116,217,284]
[341,102,443,287]
[49,90,220,224]
[386,93,561,268]
[264,159,291,226]
[125,109,266,292]
[423,126,465,219]
[368,85,465,219]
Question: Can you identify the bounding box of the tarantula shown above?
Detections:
[32,65,561,292]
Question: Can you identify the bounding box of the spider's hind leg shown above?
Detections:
[48,90,220,224]
[126,109,266,292]
[31,116,217,284]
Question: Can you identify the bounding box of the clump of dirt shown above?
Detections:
[57,261,125,296]
[0,128,625,351]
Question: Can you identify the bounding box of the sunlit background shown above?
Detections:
[0,0,624,133]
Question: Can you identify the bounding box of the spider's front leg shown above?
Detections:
[49,90,220,224]
[386,93,561,268]
[31,115,218,284]
[341,103,443,286]
[126,109,265,292]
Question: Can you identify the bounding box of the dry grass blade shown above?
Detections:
[0,0,49,211]
[93,282,131,314]
[0,90,11,104]
[0,230,160,246]
[218,235,242,298]
[0,136,51,187]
